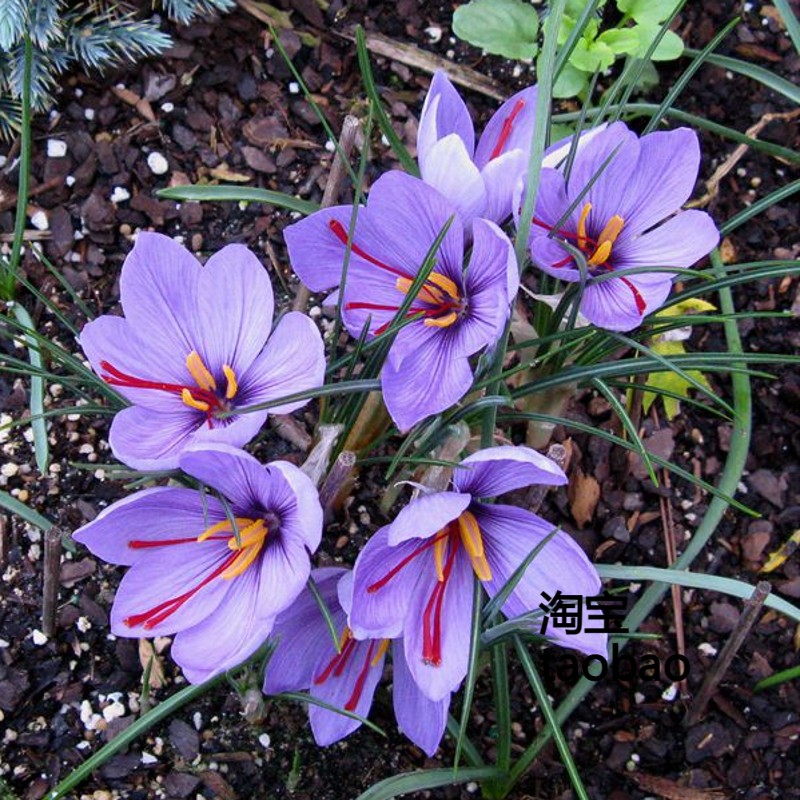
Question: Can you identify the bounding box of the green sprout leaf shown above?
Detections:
[571,33,616,71]
[598,27,641,56]
[553,60,590,97]
[453,0,540,60]
[634,24,684,60]
[617,0,676,25]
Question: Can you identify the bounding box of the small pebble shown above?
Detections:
[110,186,130,204]
[288,81,300,94]
[31,629,48,646]
[1,462,18,477]
[147,151,169,176]
[84,108,95,121]
[47,139,68,158]
[141,751,158,765]
[661,683,679,702]
[30,210,49,231]
[424,25,442,43]
[258,733,271,748]
[698,642,718,657]
[161,101,174,113]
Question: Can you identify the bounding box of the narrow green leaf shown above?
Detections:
[0,489,52,531]
[354,767,504,800]
[156,185,318,216]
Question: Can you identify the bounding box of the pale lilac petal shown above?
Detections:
[72,486,225,566]
[340,274,422,341]
[193,244,274,374]
[452,445,567,497]
[403,549,473,701]
[172,565,277,683]
[265,568,347,694]
[309,635,386,746]
[109,540,232,638]
[419,134,486,226]
[541,124,608,169]
[474,85,538,169]
[387,491,471,546]
[579,273,673,331]
[392,641,449,756]
[267,461,324,553]
[474,503,607,657]
[381,334,474,432]
[189,407,269,453]
[418,71,475,171]
[284,205,359,292]
[349,526,421,640]
[479,148,526,224]
[118,232,199,362]
[252,534,314,624]
[615,210,719,270]
[529,235,581,282]
[239,312,325,414]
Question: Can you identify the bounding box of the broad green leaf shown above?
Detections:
[553,60,589,97]
[635,23,684,60]
[641,340,712,419]
[598,27,640,55]
[571,34,616,71]
[453,0,540,59]
[616,0,676,25]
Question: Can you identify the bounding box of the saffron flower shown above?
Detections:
[265,568,449,756]
[349,446,606,701]
[417,70,539,227]
[80,232,325,470]
[73,445,323,683]
[284,171,517,431]
[524,121,719,331]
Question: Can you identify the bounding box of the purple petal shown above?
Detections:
[118,232,200,362]
[402,549,473,701]
[381,334,474,432]
[541,124,608,170]
[387,491,471,546]
[418,134,486,226]
[193,244,274,375]
[267,461,324,553]
[474,503,607,657]
[349,526,421,640]
[579,273,673,331]
[72,486,224,566]
[474,84,538,169]
[392,640,449,756]
[479,149,526,224]
[452,445,568,497]
[239,311,325,414]
[308,635,386,746]
[265,568,348,694]
[418,71,475,170]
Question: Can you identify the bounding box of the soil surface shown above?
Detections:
[1,1,799,799]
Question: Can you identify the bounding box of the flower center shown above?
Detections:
[100,350,239,424]
[123,515,268,630]
[489,98,526,160]
[313,627,391,711]
[366,511,491,667]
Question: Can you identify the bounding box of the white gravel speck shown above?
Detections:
[110,186,131,204]
[84,108,95,121]
[31,629,48,646]
[147,152,169,175]
[161,101,174,113]
[1,462,18,477]
[30,210,49,231]
[47,140,68,158]
[288,81,300,94]
[102,699,126,722]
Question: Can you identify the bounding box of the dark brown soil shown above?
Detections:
[0,1,799,799]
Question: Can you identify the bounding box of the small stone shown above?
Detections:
[84,108,95,120]
[1,462,18,477]
[102,699,125,722]
[47,139,68,158]
[161,101,175,113]
[31,629,48,646]
[110,186,130,204]
[141,751,158,765]
[30,210,49,231]
[698,642,718,657]
[258,733,271,748]
[147,151,170,176]
[288,81,300,94]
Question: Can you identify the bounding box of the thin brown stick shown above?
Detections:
[319,450,357,524]
[684,581,771,727]
[292,114,361,312]
[0,515,8,565]
[42,526,63,638]
[525,443,569,513]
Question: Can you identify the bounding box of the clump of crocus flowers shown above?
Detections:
[71,68,718,761]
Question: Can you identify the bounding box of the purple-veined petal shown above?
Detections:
[118,232,200,361]
[72,486,225,566]
[541,123,608,170]
[474,503,607,657]
[452,445,567,497]
[193,244,274,375]
[349,526,422,640]
[402,547,473,701]
[387,491,471,546]
[529,235,582,282]
[238,312,325,414]
[391,640,449,756]
[418,134,487,226]
[479,148,526,225]
[381,333,474,432]
[418,71,476,171]
[265,568,348,694]
[614,210,719,270]
[579,273,673,331]
[109,539,233,638]
[308,634,386,746]
[474,84,538,169]
[267,461,324,553]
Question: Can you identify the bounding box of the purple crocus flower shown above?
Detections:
[349,446,606,701]
[265,568,449,756]
[72,444,322,683]
[284,171,517,432]
[80,232,325,470]
[417,70,539,227]
[524,121,719,331]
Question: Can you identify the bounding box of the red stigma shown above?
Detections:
[421,538,458,666]
[489,99,526,160]
[367,532,449,594]
[328,220,412,280]
[620,276,647,315]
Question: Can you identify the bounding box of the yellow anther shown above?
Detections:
[226,519,267,551]
[222,543,262,579]
[596,214,625,248]
[587,240,613,267]
[423,311,458,328]
[577,203,592,250]
[433,534,448,582]
[181,388,210,412]
[196,516,250,542]
[186,350,216,392]
[395,272,460,306]
[339,627,353,653]
[371,638,391,667]
[458,511,492,582]
[426,272,460,300]
[222,364,238,400]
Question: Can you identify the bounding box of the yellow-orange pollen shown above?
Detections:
[395,272,462,329]
[181,350,238,413]
[196,516,268,579]
[577,202,625,268]
[433,510,492,583]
